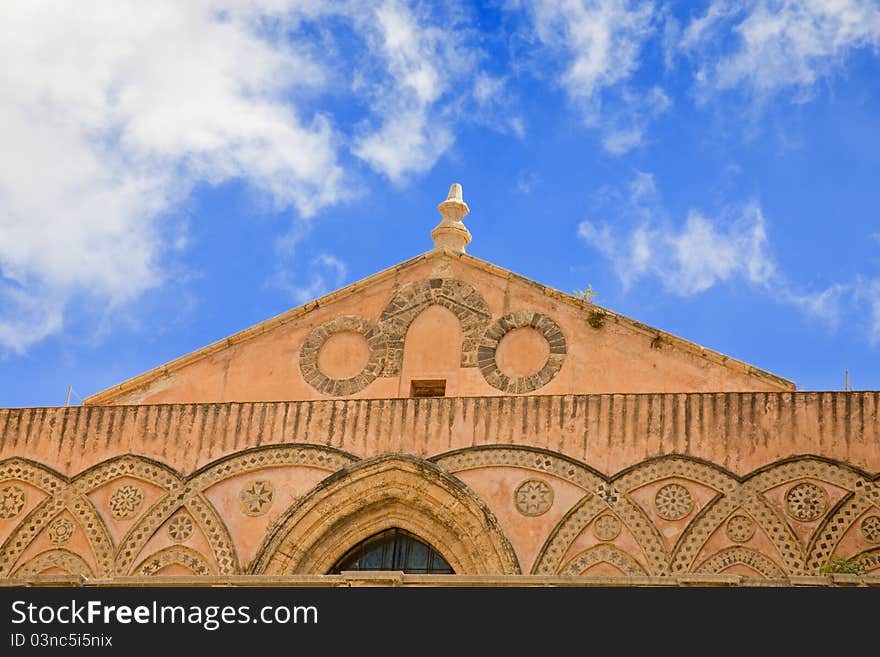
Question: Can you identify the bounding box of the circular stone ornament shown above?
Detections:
[724,514,756,543]
[48,518,75,545]
[654,483,694,521]
[478,310,566,394]
[514,479,554,516]
[785,482,828,522]
[861,515,880,543]
[108,485,144,520]
[240,480,274,517]
[299,315,386,396]
[593,513,622,541]
[168,514,194,543]
[0,484,26,519]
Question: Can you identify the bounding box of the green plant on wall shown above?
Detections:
[818,555,865,575]
[587,309,606,329]
[573,284,598,303]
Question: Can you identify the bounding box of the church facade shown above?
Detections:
[1,185,879,585]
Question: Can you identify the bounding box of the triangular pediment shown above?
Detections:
[85,248,793,406]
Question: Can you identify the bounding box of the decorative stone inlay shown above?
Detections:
[299,315,386,396]
[593,513,622,541]
[560,544,646,576]
[434,446,604,492]
[514,479,554,516]
[2,448,879,582]
[0,484,26,519]
[13,549,94,579]
[379,278,491,375]
[695,546,786,579]
[724,514,756,543]
[168,514,194,543]
[47,518,75,545]
[112,446,353,578]
[478,310,566,393]
[785,482,828,522]
[108,485,144,520]
[240,480,274,517]
[654,483,693,521]
[861,516,880,543]
[136,546,214,576]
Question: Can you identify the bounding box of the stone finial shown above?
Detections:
[432,183,472,253]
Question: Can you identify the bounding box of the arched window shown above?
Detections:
[331,528,454,574]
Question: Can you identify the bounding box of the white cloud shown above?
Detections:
[0,1,496,354]
[578,172,844,323]
[0,285,63,355]
[512,1,666,153]
[781,285,847,325]
[580,210,776,295]
[681,0,880,100]
[272,254,348,305]
[518,0,656,101]
[472,74,526,138]
[352,1,480,182]
[628,170,657,201]
[600,86,671,154]
[0,1,346,353]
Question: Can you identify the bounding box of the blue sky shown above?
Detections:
[2,1,880,407]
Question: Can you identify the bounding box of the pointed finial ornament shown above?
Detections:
[432,183,472,253]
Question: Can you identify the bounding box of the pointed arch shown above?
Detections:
[252,455,520,575]
[331,528,454,573]
[13,549,94,579]
[853,547,880,573]
[559,544,647,576]
[379,278,491,375]
[695,546,785,579]
[134,545,215,576]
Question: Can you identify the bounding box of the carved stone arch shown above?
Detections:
[669,496,743,574]
[0,457,66,495]
[745,455,868,493]
[0,497,65,577]
[0,459,118,578]
[533,495,606,575]
[802,471,880,572]
[252,454,520,575]
[432,445,606,491]
[379,279,491,375]
[114,445,359,577]
[61,455,183,578]
[4,495,113,578]
[64,494,115,576]
[613,455,742,576]
[741,456,870,575]
[70,454,182,496]
[0,458,69,577]
[189,444,359,491]
[434,446,670,575]
[853,546,880,573]
[613,454,740,496]
[134,545,216,576]
[559,544,648,576]
[805,494,871,573]
[112,493,237,576]
[13,548,94,579]
[695,546,786,579]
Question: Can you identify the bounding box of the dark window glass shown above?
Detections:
[331,528,454,574]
